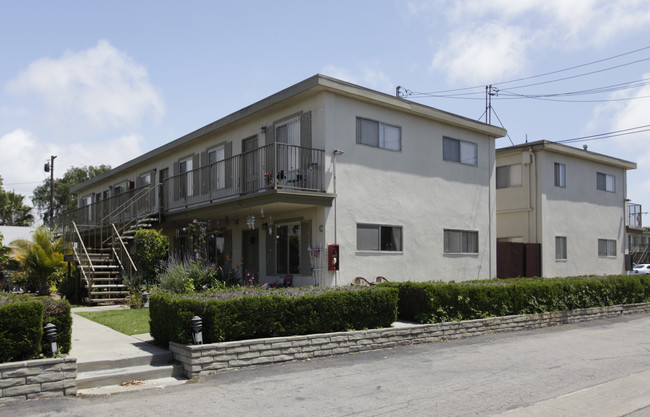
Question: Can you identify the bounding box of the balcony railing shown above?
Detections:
[628,203,644,229]
[164,143,325,211]
[55,144,326,229]
[54,185,158,230]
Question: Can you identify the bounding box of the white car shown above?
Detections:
[629,264,650,275]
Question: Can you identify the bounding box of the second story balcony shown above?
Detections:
[627,202,644,229]
[57,143,328,230]
[162,143,326,212]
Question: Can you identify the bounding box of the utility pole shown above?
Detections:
[485,85,498,124]
[46,155,57,228]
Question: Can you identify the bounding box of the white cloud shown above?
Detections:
[0,129,143,207]
[0,129,56,202]
[5,40,164,135]
[431,24,530,85]
[322,65,395,94]
[412,0,650,85]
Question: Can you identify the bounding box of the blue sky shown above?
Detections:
[2,0,650,217]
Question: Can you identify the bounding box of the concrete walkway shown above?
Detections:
[70,306,187,395]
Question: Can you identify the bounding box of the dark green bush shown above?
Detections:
[0,297,44,362]
[0,294,72,362]
[38,297,72,355]
[150,286,399,346]
[390,275,650,323]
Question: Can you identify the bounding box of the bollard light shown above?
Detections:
[142,291,150,308]
[43,323,58,355]
[190,316,203,345]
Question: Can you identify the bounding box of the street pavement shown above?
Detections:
[3,313,650,416]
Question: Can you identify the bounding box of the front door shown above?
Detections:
[242,137,258,193]
[241,229,259,284]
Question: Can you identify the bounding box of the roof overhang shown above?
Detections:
[497,140,637,170]
[74,74,507,193]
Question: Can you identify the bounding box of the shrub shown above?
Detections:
[38,297,72,355]
[389,275,650,323]
[150,286,399,346]
[133,228,169,289]
[0,296,44,362]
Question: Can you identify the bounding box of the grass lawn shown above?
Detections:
[76,308,150,336]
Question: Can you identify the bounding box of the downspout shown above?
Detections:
[488,137,493,279]
[332,149,344,287]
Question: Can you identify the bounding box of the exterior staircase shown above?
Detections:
[77,248,130,304]
[63,184,160,305]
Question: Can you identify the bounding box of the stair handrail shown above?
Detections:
[111,223,137,279]
[72,221,95,273]
[71,245,90,285]
[101,184,156,225]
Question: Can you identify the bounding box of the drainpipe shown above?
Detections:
[332,149,344,287]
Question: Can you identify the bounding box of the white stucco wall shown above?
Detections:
[320,92,497,283]
[537,151,626,277]
[497,145,630,278]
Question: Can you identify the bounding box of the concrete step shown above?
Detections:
[77,363,185,390]
[77,347,183,390]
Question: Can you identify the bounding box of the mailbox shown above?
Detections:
[328,244,340,271]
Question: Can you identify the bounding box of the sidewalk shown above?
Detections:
[70,306,187,395]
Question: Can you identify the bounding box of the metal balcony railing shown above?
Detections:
[164,143,325,211]
[628,203,644,229]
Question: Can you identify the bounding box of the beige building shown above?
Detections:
[496,141,636,277]
[66,74,506,299]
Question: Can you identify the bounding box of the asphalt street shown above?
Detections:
[4,314,650,417]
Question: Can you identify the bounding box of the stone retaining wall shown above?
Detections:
[170,303,650,379]
[0,357,76,403]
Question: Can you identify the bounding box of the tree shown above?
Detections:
[0,176,34,226]
[10,226,67,295]
[32,165,111,224]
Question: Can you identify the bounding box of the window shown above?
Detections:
[555,236,567,260]
[598,239,616,257]
[356,117,401,151]
[138,172,151,187]
[444,229,478,253]
[276,117,301,173]
[597,172,615,192]
[443,137,477,166]
[179,157,193,197]
[357,224,403,251]
[554,163,566,188]
[496,164,522,188]
[208,145,226,189]
[276,224,301,274]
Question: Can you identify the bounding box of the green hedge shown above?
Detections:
[384,275,650,323]
[0,295,72,363]
[150,287,399,346]
[0,298,43,362]
[38,297,72,355]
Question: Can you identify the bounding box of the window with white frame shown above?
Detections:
[443,137,477,166]
[356,117,401,151]
[496,164,522,188]
[596,172,615,192]
[208,145,226,189]
[179,157,193,197]
[357,224,403,251]
[598,239,616,257]
[138,172,151,187]
[276,223,301,274]
[554,162,566,188]
[444,229,478,253]
[555,236,567,260]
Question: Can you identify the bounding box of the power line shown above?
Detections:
[405,44,650,96]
